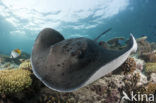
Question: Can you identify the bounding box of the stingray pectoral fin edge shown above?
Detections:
[83,33,137,86]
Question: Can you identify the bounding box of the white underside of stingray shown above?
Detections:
[84,33,137,86]
[31,33,137,92]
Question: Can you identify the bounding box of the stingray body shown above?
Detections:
[31,28,137,92]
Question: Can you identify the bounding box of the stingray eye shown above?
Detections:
[78,50,85,59]
[71,50,81,56]
[71,49,85,59]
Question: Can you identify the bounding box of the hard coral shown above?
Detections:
[113,57,136,74]
[19,60,32,71]
[133,57,144,71]
[133,70,147,86]
[150,73,156,83]
[104,89,120,103]
[0,69,32,94]
[145,82,156,94]
[145,63,156,73]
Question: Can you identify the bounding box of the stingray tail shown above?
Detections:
[94,28,112,41]
[128,33,138,53]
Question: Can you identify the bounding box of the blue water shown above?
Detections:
[0,0,156,55]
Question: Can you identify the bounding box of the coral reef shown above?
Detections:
[140,52,156,62]
[35,87,77,103]
[19,52,30,60]
[113,57,136,74]
[150,73,156,83]
[19,60,32,71]
[99,37,127,50]
[133,57,144,71]
[104,89,121,103]
[137,36,152,57]
[151,42,156,50]
[0,57,4,64]
[1,36,156,103]
[107,37,126,50]
[145,63,156,73]
[0,54,21,70]
[133,69,148,86]
[0,69,32,94]
[37,94,66,103]
[145,82,156,94]
[136,82,156,95]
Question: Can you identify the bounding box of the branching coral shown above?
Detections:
[0,69,32,94]
[145,63,156,73]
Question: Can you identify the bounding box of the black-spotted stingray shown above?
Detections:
[31,28,137,92]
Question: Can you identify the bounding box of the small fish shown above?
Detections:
[10,49,22,58]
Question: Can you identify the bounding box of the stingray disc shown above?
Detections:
[31,28,137,92]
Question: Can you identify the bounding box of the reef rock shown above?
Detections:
[19,52,30,60]
[140,52,156,62]
[133,69,148,86]
[0,57,4,64]
[133,57,144,71]
[38,74,124,103]
[149,73,156,83]
[151,42,156,50]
